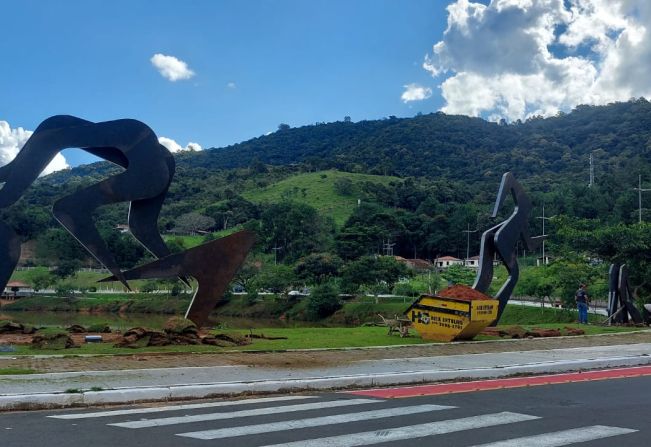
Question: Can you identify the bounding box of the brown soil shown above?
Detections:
[2,331,651,373]
[436,285,492,301]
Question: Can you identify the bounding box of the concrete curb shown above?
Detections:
[2,354,651,411]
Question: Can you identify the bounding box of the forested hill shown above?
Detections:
[184,98,651,186]
[10,99,651,271]
[45,98,651,190]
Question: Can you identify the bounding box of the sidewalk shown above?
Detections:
[2,339,651,410]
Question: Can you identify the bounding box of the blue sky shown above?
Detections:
[1,0,447,167]
[1,0,649,170]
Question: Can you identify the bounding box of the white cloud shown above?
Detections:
[158,136,203,153]
[425,0,651,121]
[227,82,237,89]
[401,83,433,103]
[0,120,69,176]
[150,53,195,82]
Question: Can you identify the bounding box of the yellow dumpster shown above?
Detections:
[404,285,499,342]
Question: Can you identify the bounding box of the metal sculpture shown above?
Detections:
[101,230,255,325]
[473,172,540,322]
[0,115,254,326]
[606,264,643,324]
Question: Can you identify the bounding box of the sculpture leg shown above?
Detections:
[53,170,168,289]
[0,222,21,292]
[129,194,171,259]
[473,224,501,293]
[128,154,174,259]
[493,250,519,323]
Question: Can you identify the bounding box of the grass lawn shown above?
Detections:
[1,322,643,356]
[0,368,41,375]
[242,170,400,226]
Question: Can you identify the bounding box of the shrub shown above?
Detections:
[306,282,341,320]
[393,282,418,297]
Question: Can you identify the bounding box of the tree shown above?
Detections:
[25,269,54,292]
[277,123,290,131]
[294,253,343,284]
[258,201,334,263]
[233,256,261,292]
[441,265,476,287]
[53,259,81,280]
[553,217,650,301]
[173,213,216,234]
[306,282,341,320]
[340,256,410,293]
[35,228,89,265]
[251,264,296,294]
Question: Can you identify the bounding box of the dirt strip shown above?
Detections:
[2,331,651,373]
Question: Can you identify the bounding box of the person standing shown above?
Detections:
[575,284,590,324]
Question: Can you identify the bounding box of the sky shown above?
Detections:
[1,0,651,173]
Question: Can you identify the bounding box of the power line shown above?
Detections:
[462,223,478,264]
[536,204,552,266]
[633,174,651,224]
[271,245,282,265]
[382,240,395,256]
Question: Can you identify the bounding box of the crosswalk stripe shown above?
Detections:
[176,404,456,440]
[108,398,380,429]
[47,395,316,420]
[468,425,638,447]
[258,411,540,447]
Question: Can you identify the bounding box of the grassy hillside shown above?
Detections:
[242,170,401,225]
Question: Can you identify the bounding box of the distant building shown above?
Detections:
[2,281,34,300]
[115,224,130,234]
[465,255,501,268]
[464,255,480,268]
[436,256,464,269]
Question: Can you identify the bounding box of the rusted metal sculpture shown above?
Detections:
[606,264,643,324]
[473,172,540,323]
[0,115,254,326]
[101,230,255,326]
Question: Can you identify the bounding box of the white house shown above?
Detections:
[436,256,464,269]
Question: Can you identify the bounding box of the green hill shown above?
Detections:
[242,170,400,226]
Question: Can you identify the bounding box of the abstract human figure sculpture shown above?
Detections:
[0,115,254,326]
[607,264,643,324]
[473,172,540,322]
[0,115,176,289]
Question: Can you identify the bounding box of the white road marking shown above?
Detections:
[47,395,316,419]
[469,425,638,447]
[258,411,540,447]
[176,404,456,440]
[109,398,380,429]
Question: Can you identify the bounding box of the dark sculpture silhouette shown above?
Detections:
[607,264,643,324]
[0,115,254,326]
[0,115,175,289]
[473,172,540,322]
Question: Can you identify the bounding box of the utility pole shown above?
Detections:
[634,175,651,224]
[462,223,478,265]
[383,240,395,256]
[537,205,552,266]
[271,245,282,265]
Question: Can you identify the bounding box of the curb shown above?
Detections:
[2,354,651,411]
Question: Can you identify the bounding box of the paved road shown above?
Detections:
[2,376,650,446]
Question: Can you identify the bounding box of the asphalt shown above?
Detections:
[2,341,651,410]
